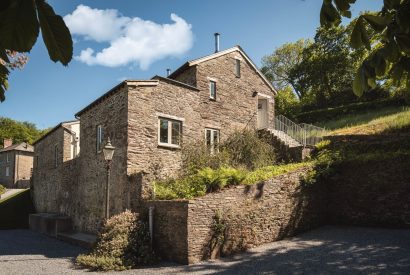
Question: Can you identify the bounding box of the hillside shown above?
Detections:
[311,106,410,227]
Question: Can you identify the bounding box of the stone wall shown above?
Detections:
[14,151,33,188]
[0,151,15,187]
[146,167,324,264]
[33,127,66,212]
[76,85,129,232]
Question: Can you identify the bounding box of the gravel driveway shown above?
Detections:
[1,226,409,274]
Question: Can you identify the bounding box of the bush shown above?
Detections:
[76,210,155,271]
[0,185,6,195]
[182,129,275,174]
[153,163,310,200]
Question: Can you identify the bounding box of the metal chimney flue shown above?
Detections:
[166,68,171,77]
[214,33,220,53]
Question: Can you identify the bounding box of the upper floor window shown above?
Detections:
[209,81,217,100]
[96,125,104,152]
[5,166,9,177]
[6,153,10,163]
[205,128,220,154]
[158,118,182,148]
[235,59,241,78]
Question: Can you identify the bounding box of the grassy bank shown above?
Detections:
[0,189,35,229]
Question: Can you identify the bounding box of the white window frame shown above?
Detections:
[235,59,241,78]
[158,118,182,149]
[209,81,217,100]
[5,166,9,177]
[205,128,220,154]
[96,125,103,153]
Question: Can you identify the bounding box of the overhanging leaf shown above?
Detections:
[363,14,391,32]
[35,0,73,65]
[384,0,401,10]
[351,17,370,49]
[389,61,405,86]
[353,66,368,97]
[395,34,410,54]
[0,0,39,52]
[320,1,341,26]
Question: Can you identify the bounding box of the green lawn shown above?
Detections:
[0,189,35,229]
[315,106,410,135]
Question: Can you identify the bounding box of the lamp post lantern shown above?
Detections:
[103,137,115,219]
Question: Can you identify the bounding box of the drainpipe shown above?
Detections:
[148,206,155,246]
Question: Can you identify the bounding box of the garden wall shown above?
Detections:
[145,167,325,264]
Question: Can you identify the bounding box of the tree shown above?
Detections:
[320,0,410,97]
[0,0,73,102]
[0,117,49,146]
[261,39,310,98]
[289,25,366,107]
[274,86,300,119]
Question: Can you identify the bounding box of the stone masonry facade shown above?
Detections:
[0,143,34,188]
[32,46,277,233]
[145,167,325,264]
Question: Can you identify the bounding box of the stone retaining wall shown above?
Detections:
[145,167,325,264]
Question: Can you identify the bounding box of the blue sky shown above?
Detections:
[0,0,382,129]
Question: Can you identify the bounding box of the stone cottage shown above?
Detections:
[0,139,34,188]
[32,120,80,213]
[33,45,277,232]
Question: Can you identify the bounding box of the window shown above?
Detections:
[96,125,104,152]
[6,153,10,163]
[158,118,182,147]
[205,128,220,154]
[209,81,216,100]
[5,167,9,177]
[54,145,58,168]
[235,59,241,78]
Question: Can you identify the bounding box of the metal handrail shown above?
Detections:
[274,115,326,147]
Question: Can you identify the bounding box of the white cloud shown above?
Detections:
[64,6,193,69]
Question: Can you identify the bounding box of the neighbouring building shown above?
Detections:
[32,120,80,214]
[33,44,277,232]
[0,139,34,188]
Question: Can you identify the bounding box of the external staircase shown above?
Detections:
[262,115,326,161]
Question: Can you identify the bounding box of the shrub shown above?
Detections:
[153,163,310,200]
[0,185,6,195]
[76,210,155,271]
[222,129,275,170]
[181,129,276,174]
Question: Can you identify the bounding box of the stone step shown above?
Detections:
[29,213,72,238]
[57,232,97,249]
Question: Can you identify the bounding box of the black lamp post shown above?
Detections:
[103,137,115,219]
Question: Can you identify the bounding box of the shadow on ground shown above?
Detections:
[176,226,410,274]
[0,229,85,259]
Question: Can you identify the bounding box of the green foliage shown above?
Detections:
[0,117,48,146]
[289,24,367,108]
[182,129,275,174]
[296,98,405,124]
[222,130,276,170]
[0,189,35,229]
[320,0,410,98]
[0,0,73,101]
[153,163,310,200]
[274,86,301,119]
[76,210,155,271]
[261,39,310,97]
[0,184,5,195]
